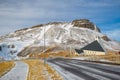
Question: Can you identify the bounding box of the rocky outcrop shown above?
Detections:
[17,46,44,57]
[95,27,101,32]
[17,45,65,57]
[15,28,29,33]
[72,19,101,32]
[30,24,44,29]
[30,22,66,29]
[101,36,111,41]
[0,19,120,60]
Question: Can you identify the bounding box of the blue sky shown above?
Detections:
[0,0,120,41]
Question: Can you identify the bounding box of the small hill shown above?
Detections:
[0,19,120,60]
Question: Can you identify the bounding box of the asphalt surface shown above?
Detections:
[48,58,120,80]
[0,61,28,80]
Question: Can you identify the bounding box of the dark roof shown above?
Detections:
[75,40,105,54]
[75,49,83,54]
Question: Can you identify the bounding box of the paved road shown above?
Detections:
[0,61,28,80]
[48,58,120,80]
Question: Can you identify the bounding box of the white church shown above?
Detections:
[75,36,106,55]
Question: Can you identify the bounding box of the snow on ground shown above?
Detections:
[72,57,113,63]
[49,61,102,80]
[66,61,120,79]
[38,25,52,40]
[72,57,89,60]
[0,39,34,60]
[72,57,120,69]
[0,21,120,60]
[0,61,28,80]
[48,58,120,80]
[48,62,85,80]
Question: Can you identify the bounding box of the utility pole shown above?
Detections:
[44,26,46,65]
[69,29,72,57]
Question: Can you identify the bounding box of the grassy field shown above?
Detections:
[24,59,63,80]
[29,47,120,64]
[29,49,76,59]
[78,51,120,64]
[0,61,15,77]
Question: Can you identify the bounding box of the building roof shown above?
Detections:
[75,40,105,54]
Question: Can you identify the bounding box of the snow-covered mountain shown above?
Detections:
[0,19,120,60]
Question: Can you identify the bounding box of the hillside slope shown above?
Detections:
[0,19,120,60]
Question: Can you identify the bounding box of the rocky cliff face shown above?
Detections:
[72,19,101,32]
[0,19,120,60]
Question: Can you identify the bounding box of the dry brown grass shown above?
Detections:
[40,50,70,58]
[45,64,63,80]
[24,59,63,80]
[77,51,120,64]
[98,52,120,63]
[29,50,76,59]
[28,45,76,59]
[0,61,15,77]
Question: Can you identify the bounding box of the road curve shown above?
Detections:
[48,58,120,80]
[0,61,28,80]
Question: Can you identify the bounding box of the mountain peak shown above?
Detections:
[14,19,100,33]
[0,19,120,60]
[72,19,101,32]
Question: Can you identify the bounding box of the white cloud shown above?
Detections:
[0,0,120,39]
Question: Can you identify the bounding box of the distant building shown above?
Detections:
[75,36,106,55]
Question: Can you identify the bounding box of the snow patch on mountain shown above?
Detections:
[0,19,120,60]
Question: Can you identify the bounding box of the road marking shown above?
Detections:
[48,62,85,80]
[82,70,111,80]
[48,58,120,80]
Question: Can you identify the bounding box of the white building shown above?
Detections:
[75,39,106,55]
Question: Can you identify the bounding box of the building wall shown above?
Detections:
[83,50,105,55]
